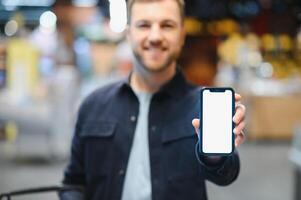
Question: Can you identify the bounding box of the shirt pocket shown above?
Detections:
[80,121,117,175]
[162,123,196,144]
[80,121,116,137]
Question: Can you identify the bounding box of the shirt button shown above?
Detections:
[118,169,125,176]
[151,126,157,132]
[130,116,136,122]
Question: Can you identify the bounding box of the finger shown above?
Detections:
[235,131,246,147]
[192,118,200,135]
[234,121,245,135]
[235,93,242,101]
[233,104,246,124]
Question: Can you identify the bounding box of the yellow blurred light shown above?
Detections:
[184,17,203,36]
[261,34,276,51]
[5,122,18,142]
[278,34,292,52]
[217,19,239,35]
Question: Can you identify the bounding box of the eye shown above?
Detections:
[161,23,175,30]
[136,22,151,29]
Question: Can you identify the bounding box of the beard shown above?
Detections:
[132,47,179,73]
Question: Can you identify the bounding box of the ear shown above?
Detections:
[180,26,186,48]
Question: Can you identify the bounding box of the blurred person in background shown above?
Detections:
[60,0,246,199]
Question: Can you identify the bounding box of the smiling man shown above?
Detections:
[60,0,246,200]
[127,0,186,93]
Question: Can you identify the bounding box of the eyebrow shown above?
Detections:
[134,19,178,25]
[161,20,178,26]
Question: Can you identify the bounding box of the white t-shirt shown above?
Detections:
[121,91,153,200]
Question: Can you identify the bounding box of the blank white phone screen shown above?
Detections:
[202,90,233,153]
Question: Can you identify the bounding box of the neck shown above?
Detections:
[130,63,177,93]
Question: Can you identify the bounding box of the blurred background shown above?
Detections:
[0,0,301,199]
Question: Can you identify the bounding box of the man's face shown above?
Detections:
[127,0,185,73]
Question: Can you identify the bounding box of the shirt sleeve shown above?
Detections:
[59,189,85,200]
[195,141,240,186]
[61,102,88,197]
[62,125,86,186]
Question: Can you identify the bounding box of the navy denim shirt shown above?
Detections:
[61,70,240,200]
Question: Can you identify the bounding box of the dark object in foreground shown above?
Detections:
[0,185,83,200]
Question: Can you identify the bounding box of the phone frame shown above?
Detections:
[199,87,235,156]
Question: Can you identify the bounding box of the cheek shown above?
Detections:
[168,33,184,46]
[170,38,184,52]
[178,34,185,47]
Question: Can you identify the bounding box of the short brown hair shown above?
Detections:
[127,0,185,24]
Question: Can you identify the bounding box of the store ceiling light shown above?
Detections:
[109,0,127,33]
[4,20,18,36]
[39,11,57,30]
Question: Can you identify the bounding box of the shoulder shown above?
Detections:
[87,80,124,101]
[185,81,202,100]
[78,80,125,117]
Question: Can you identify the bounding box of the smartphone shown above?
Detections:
[199,87,235,155]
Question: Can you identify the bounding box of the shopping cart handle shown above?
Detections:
[0,185,84,200]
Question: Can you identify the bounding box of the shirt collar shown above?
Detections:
[119,67,192,99]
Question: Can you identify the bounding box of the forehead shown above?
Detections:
[131,0,181,23]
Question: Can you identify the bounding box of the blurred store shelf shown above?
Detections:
[246,95,301,140]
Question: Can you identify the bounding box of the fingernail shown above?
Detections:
[233,128,237,134]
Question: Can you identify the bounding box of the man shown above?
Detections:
[60,0,246,199]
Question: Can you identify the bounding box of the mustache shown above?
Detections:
[144,44,168,50]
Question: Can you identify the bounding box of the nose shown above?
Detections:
[148,24,163,44]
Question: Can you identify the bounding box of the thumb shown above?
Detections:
[192,118,200,135]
